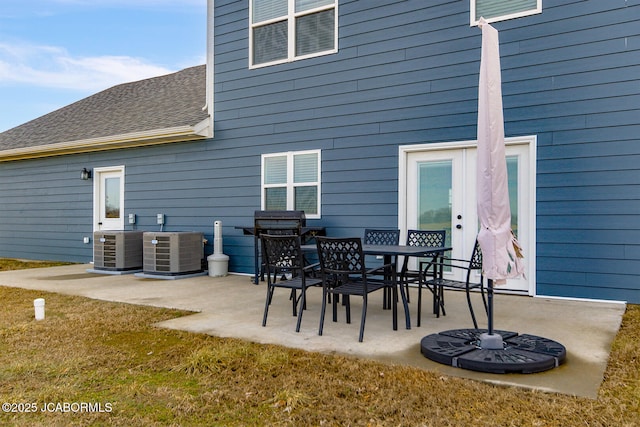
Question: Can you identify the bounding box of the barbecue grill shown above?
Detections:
[236,211,325,284]
[252,210,305,283]
[254,210,306,236]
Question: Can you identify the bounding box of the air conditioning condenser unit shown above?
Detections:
[93,230,144,271]
[143,231,204,275]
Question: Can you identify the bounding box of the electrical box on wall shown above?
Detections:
[156,214,165,225]
[128,213,136,224]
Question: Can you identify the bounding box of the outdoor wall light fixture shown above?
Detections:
[80,168,92,180]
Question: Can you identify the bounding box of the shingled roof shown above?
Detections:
[0,64,210,161]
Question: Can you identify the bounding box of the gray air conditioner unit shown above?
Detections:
[93,231,144,271]
[143,231,204,275]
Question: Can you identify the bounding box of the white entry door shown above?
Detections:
[94,166,125,231]
[401,137,535,294]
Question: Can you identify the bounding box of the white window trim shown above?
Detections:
[261,149,321,219]
[249,0,338,69]
[470,0,542,26]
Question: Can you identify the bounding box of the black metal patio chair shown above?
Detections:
[421,239,487,329]
[261,234,322,332]
[363,229,400,246]
[399,229,447,326]
[363,229,400,309]
[316,236,396,342]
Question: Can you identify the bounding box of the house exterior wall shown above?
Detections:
[0,0,638,303]
[0,156,94,261]
[0,140,260,273]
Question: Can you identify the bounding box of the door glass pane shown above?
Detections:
[507,156,518,238]
[418,161,452,250]
[104,177,120,219]
[418,161,452,232]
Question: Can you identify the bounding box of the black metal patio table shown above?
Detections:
[302,243,451,330]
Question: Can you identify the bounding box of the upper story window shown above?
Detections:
[471,0,541,25]
[262,150,321,218]
[250,0,337,68]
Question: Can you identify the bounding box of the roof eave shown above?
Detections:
[0,125,210,163]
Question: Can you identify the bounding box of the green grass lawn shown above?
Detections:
[0,259,639,426]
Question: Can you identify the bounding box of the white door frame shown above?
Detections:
[398,136,537,296]
[93,165,125,231]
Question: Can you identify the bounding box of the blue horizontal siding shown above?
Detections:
[1,0,639,302]
[221,0,640,303]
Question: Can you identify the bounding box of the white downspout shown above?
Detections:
[204,0,215,138]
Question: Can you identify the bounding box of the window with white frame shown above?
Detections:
[471,0,541,25]
[250,0,337,68]
[262,150,321,217]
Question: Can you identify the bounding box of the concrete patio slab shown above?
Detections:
[0,263,625,399]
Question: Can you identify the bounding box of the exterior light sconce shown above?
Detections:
[81,168,92,180]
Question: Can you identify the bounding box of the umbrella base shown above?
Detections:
[421,329,566,374]
[479,332,504,349]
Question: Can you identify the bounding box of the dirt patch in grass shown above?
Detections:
[0,258,73,271]
[0,260,638,426]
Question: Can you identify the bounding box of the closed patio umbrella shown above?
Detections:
[476,18,525,348]
[420,21,565,372]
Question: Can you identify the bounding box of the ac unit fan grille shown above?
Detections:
[154,236,172,272]
[101,235,117,268]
